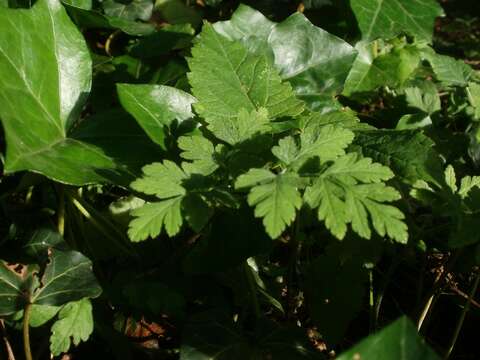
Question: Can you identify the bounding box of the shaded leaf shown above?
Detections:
[350,0,444,43]
[336,316,440,360]
[117,84,196,148]
[235,170,303,238]
[33,250,102,305]
[50,299,94,356]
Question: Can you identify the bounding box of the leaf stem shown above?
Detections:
[444,269,480,359]
[23,303,33,360]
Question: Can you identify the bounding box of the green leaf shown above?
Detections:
[23,228,64,261]
[129,24,195,58]
[353,130,445,186]
[405,86,441,114]
[422,50,474,86]
[214,5,357,111]
[188,23,304,126]
[467,82,480,119]
[304,153,407,242]
[343,42,421,96]
[273,125,355,168]
[459,175,480,199]
[0,0,89,169]
[32,249,102,306]
[65,4,155,36]
[336,316,440,360]
[0,0,159,185]
[29,304,61,328]
[155,0,202,28]
[208,108,270,146]
[350,0,444,43]
[131,161,187,199]
[117,84,196,148]
[179,135,219,175]
[103,0,153,21]
[128,198,183,241]
[0,263,29,315]
[235,170,303,238]
[50,299,94,356]
[62,0,91,10]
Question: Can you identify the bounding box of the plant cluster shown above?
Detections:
[0,0,479,359]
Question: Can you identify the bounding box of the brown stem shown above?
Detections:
[0,319,16,360]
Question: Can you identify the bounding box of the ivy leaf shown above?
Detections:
[0,263,30,315]
[343,42,421,96]
[336,317,440,360]
[65,4,156,36]
[50,299,94,356]
[235,170,303,238]
[0,0,159,185]
[208,108,271,146]
[188,23,304,125]
[350,0,444,43]
[103,0,153,21]
[178,135,219,175]
[117,84,196,148]
[214,5,357,111]
[32,250,102,306]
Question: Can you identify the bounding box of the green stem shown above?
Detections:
[374,258,400,330]
[244,262,261,319]
[68,191,132,256]
[23,303,33,360]
[369,269,374,333]
[444,270,480,359]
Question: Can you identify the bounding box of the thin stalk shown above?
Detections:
[55,185,65,236]
[244,262,261,319]
[369,269,374,333]
[0,319,16,360]
[286,214,302,319]
[374,257,400,329]
[23,303,33,360]
[444,270,480,359]
[418,251,461,331]
[68,192,132,256]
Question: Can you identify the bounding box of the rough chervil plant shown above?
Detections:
[0,0,479,359]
